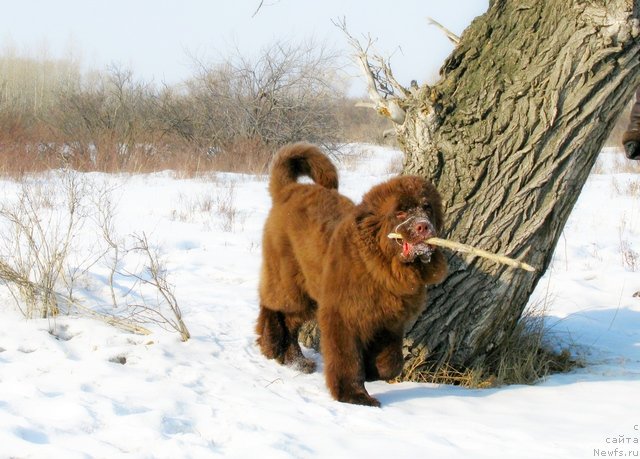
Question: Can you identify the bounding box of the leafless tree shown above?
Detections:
[48,64,158,169]
[186,39,344,159]
[303,2,640,377]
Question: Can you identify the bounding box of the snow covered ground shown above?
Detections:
[0,144,638,458]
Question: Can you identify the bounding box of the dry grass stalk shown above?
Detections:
[0,173,88,318]
[0,259,150,335]
[387,233,536,272]
[398,358,494,388]
[92,190,191,341]
[123,233,191,342]
[66,301,151,335]
[0,173,187,339]
[399,299,579,388]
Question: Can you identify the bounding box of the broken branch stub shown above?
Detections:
[334,18,411,125]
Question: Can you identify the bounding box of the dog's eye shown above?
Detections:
[422,203,432,214]
[396,211,408,220]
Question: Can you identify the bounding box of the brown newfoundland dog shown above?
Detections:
[256,143,447,407]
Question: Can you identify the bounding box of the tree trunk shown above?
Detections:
[398,0,640,371]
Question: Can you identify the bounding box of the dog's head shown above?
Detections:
[356,176,444,264]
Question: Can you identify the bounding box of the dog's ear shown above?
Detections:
[354,202,374,227]
[354,202,384,255]
[354,202,382,242]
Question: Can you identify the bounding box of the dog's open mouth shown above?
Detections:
[401,240,435,263]
[390,215,437,263]
[389,231,435,263]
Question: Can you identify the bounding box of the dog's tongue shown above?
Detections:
[403,241,412,258]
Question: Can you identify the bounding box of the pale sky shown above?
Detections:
[0,0,489,95]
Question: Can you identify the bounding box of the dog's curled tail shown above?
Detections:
[268,143,338,201]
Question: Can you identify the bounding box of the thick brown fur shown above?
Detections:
[623,88,640,160]
[623,88,640,144]
[257,142,447,407]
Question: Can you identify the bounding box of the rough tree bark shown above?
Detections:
[301,0,640,375]
[397,0,640,372]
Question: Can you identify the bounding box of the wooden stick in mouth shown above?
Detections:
[387,233,536,272]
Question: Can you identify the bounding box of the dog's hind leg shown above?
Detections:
[257,232,317,372]
[281,304,316,373]
[364,329,404,382]
[256,298,317,373]
[256,305,288,363]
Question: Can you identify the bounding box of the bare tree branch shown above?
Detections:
[371,55,411,98]
[251,0,280,18]
[333,17,410,125]
[252,0,265,17]
[427,17,460,45]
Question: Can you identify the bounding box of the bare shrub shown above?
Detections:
[0,172,189,339]
[187,39,343,155]
[0,45,81,127]
[0,171,151,334]
[211,137,272,174]
[332,97,394,144]
[620,240,639,271]
[170,191,217,223]
[0,143,58,178]
[626,179,640,197]
[122,233,190,342]
[336,144,370,171]
[0,41,363,176]
[480,302,578,386]
[611,158,640,175]
[611,176,640,197]
[46,65,160,172]
[590,150,640,176]
[619,215,639,272]
[385,153,404,175]
[94,196,191,341]
[92,185,123,309]
[0,171,89,318]
[215,182,240,232]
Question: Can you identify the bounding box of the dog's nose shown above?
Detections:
[413,219,433,238]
